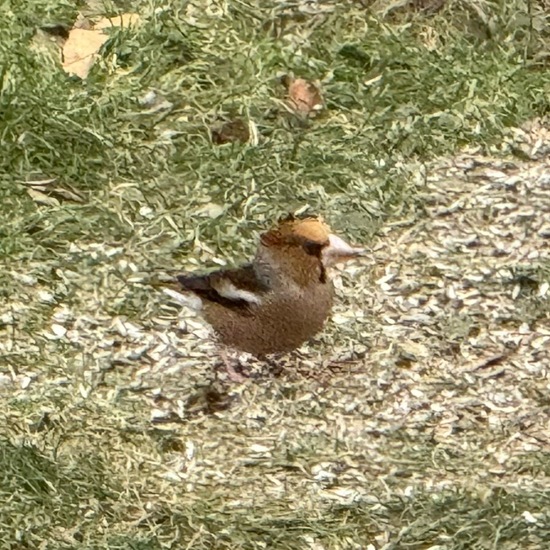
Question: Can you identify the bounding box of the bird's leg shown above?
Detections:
[218,348,248,383]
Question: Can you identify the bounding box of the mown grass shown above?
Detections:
[2,431,550,549]
[2,0,550,548]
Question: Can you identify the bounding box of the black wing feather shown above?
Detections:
[176,264,269,310]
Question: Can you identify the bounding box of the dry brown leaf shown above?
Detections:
[285,77,324,116]
[211,119,251,145]
[27,189,60,207]
[62,28,109,79]
[61,13,140,79]
[22,176,85,203]
[50,187,86,203]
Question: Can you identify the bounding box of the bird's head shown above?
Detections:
[257,214,365,285]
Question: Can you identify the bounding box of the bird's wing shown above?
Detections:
[176,264,270,309]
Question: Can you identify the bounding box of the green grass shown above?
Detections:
[1,0,550,548]
[2,429,550,549]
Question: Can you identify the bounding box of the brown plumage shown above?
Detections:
[164,215,365,358]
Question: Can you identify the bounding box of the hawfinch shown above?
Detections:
[164,215,365,372]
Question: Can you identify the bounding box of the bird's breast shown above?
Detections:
[202,281,334,355]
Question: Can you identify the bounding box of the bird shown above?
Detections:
[162,214,365,379]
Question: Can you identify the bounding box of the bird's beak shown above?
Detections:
[322,234,366,266]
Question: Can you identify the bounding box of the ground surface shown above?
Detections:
[1,1,550,549]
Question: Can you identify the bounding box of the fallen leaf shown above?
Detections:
[211,119,251,145]
[26,189,60,207]
[62,28,109,79]
[194,203,225,218]
[22,176,85,203]
[61,12,140,79]
[21,175,57,187]
[50,187,86,203]
[284,76,324,116]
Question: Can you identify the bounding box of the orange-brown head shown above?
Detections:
[256,215,364,286]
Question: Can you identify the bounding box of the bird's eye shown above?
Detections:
[302,241,325,257]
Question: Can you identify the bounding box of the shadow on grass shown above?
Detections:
[2,436,550,549]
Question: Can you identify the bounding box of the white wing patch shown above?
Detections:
[163,288,203,310]
[213,279,263,305]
